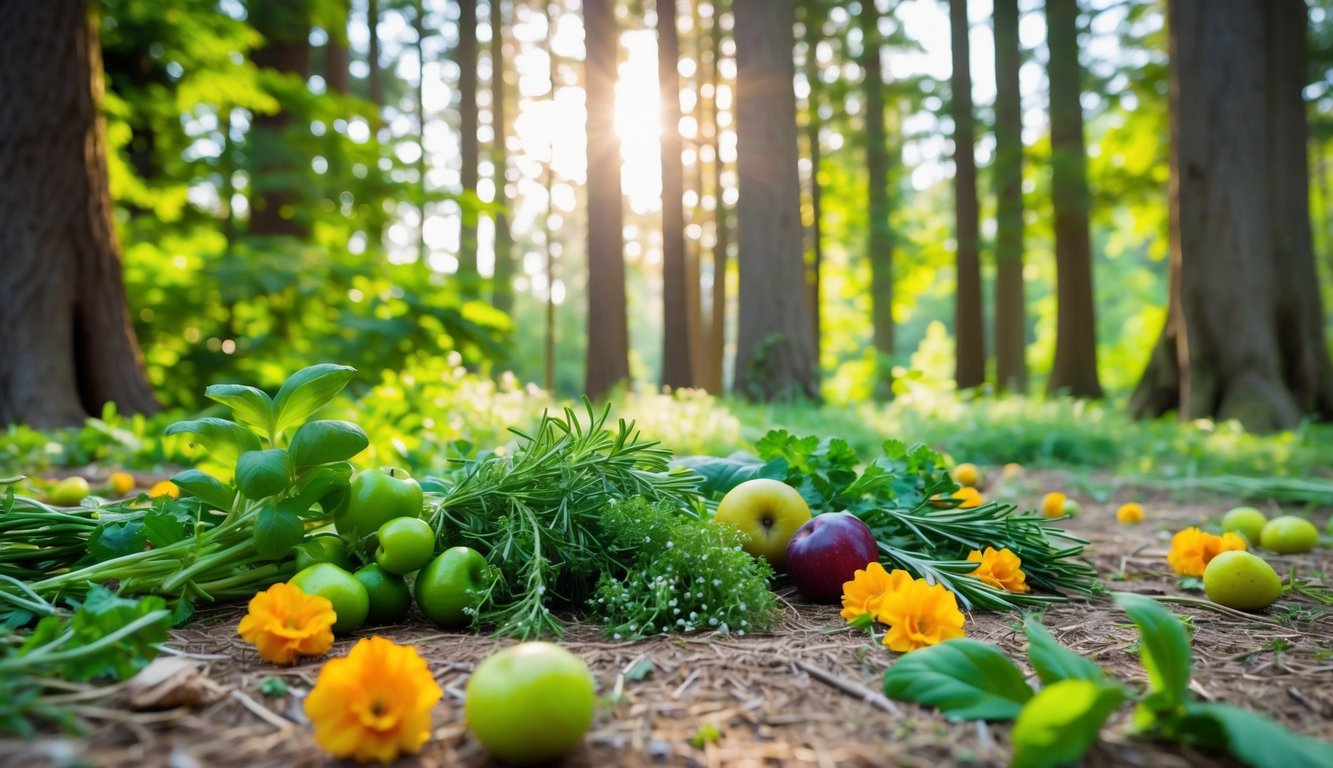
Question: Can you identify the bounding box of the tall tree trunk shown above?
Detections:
[732,0,820,401]
[660,0,696,389]
[801,0,824,372]
[458,0,480,294]
[326,0,351,94]
[1132,0,1333,431]
[491,0,514,316]
[860,0,894,399]
[706,2,729,394]
[248,0,311,239]
[583,0,630,399]
[950,0,985,390]
[1045,0,1102,397]
[368,0,383,106]
[992,0,1027,392]
[0,0,158,426]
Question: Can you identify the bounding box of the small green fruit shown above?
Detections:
[1259,515,1318,554]
[1220,506,1267,544]
[48,477,92,506]
[1202,551,1282,611]
[1061,498,1082,517]
[290,563,370,634]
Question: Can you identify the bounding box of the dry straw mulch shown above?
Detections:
[2,483,1329,768]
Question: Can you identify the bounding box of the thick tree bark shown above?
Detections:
[490,0,514,316]
[326,0,351,94]
[458,0,480,294]
[860,0,894,400]
[732,0,820,401]
[801,0,823,374]
[0,0,158,426]
[992,0,1027,392]
[368,0,383,106]
[705,3,729,394]
[1134,0,1333,431]
[1045,0,1102,397]
[659,0,696,389]
[951,0,985,390]
[583,0,630,399]
[249,1,312,239]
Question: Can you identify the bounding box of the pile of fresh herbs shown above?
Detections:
[678,431,1102,610]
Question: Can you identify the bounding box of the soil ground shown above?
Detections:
[2,471,1330,768]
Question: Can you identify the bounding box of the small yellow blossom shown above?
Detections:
[952,463,982,488]
[840,562,911,623]
[237,583,336,665]
[952,486,984,509]
[148,480,179,499]
[1167,527,1246,577]
[1001,463,1025,480]
[1116,502,1144,524]
[108,472,135,497]
[305,636,443,764]
[1040,492,1067,518]
[877,578,967,653]
[967,547,1031,593]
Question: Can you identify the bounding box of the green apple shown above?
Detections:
[465,642,596,764]
[415,546,495,628]
[713,479,811,570]
[1220,506,1268,544]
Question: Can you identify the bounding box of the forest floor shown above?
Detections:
[2,471,1330,768]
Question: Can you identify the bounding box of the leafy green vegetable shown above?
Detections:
[1024,614,1104,684]
[1112,592,1192,722]
[1181,702,1333,768]
[882,639,1034,721]
[1011,680,1126,768]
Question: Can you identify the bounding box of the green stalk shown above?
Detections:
[0,609,170,675]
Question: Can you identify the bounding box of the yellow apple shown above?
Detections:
[713,479,812,570]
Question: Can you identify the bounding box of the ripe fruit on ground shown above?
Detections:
[713,479,812,570]
[1061,498,1082,517]
[785,513,880,603]
[416,546,492,628]
[1220,506,1268,544]
[353,563,413,625]
[952,463,982,488]
[1202,550,1282,610]
[374,517,436,575]
[1259,515,1318,554]
[290,563,370,634]
[465,642,596,765]
[48,477,91,506]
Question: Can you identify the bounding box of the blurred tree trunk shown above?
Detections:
[326,0,350,94]
[660,0,697,389]
[1132,0,1333,431]
[860,0,894,400]
[1045,0,1102,397]
[993,0,1027,392]
[413,0,427,265]
[951,0,985,390]
[543,0,558,393]
[583,0,629,399]
[705,2,729,394]
[0,0,158,426]
[368,0,383,106]
[800,0,824,374]
[491,0,514,316]
[248,0,311,239]
[458,0,480,295]
[732,0,820,401]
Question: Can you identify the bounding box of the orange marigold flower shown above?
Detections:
[1116,502,1144,524]
[840,562,912,623]
[148,480,179,499]
[237,583,336,665]
[108,471,135,497]
[952,486,984,509]
[305,636,443,764]
[1040,492,1066,518]
[877,578,967,653]
[1167,527,1246,577]
[966,547,1031,593]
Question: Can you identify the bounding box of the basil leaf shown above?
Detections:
[1113,593,1192,712]
[288,420,369,469]
[170,469,236,511]
[164,417,262,466]
[253,507,305,560]
[203,384,273,435]
[883,639,1033,721]
[235,449,293,500]
[1025,614,1104,684]
[1182,702,1333,768]
[1011,680,1126,768]
[272,364,356,437]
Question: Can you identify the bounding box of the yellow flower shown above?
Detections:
[237,583,336,665]
[1167,527,1246,577]
[1040,492,1066,517]
[966,547,1031,593]
[952,463,981,488]
[148,480,179,499]
[305,636,443,764]
[108,471,135,497]
[877,578,966,653]
[952,486,984,509]
[840,562,912,623]
[1116,502,1144,524]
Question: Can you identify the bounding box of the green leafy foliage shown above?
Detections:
[1011,680,1127,768]
[234,449,293,499]
[1024,615,1104,684]
[882,639,1034,721]
[1180,702,1333,768]
[1113,592,1192,721]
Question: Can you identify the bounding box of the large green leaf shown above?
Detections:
[163,418,261,466]
[1113,593,1192,711]
[253,507,305,560]
[1025,615,1105,685]
[882,639,1034,721]
[234,449,293,500]
[203,384,273,435]
[671,455,787,496]
[272,364,356,437]
[1011,680,1126,768]
[170,469,236,512]
[1182,702,1333,768]
[288,420,369,469]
